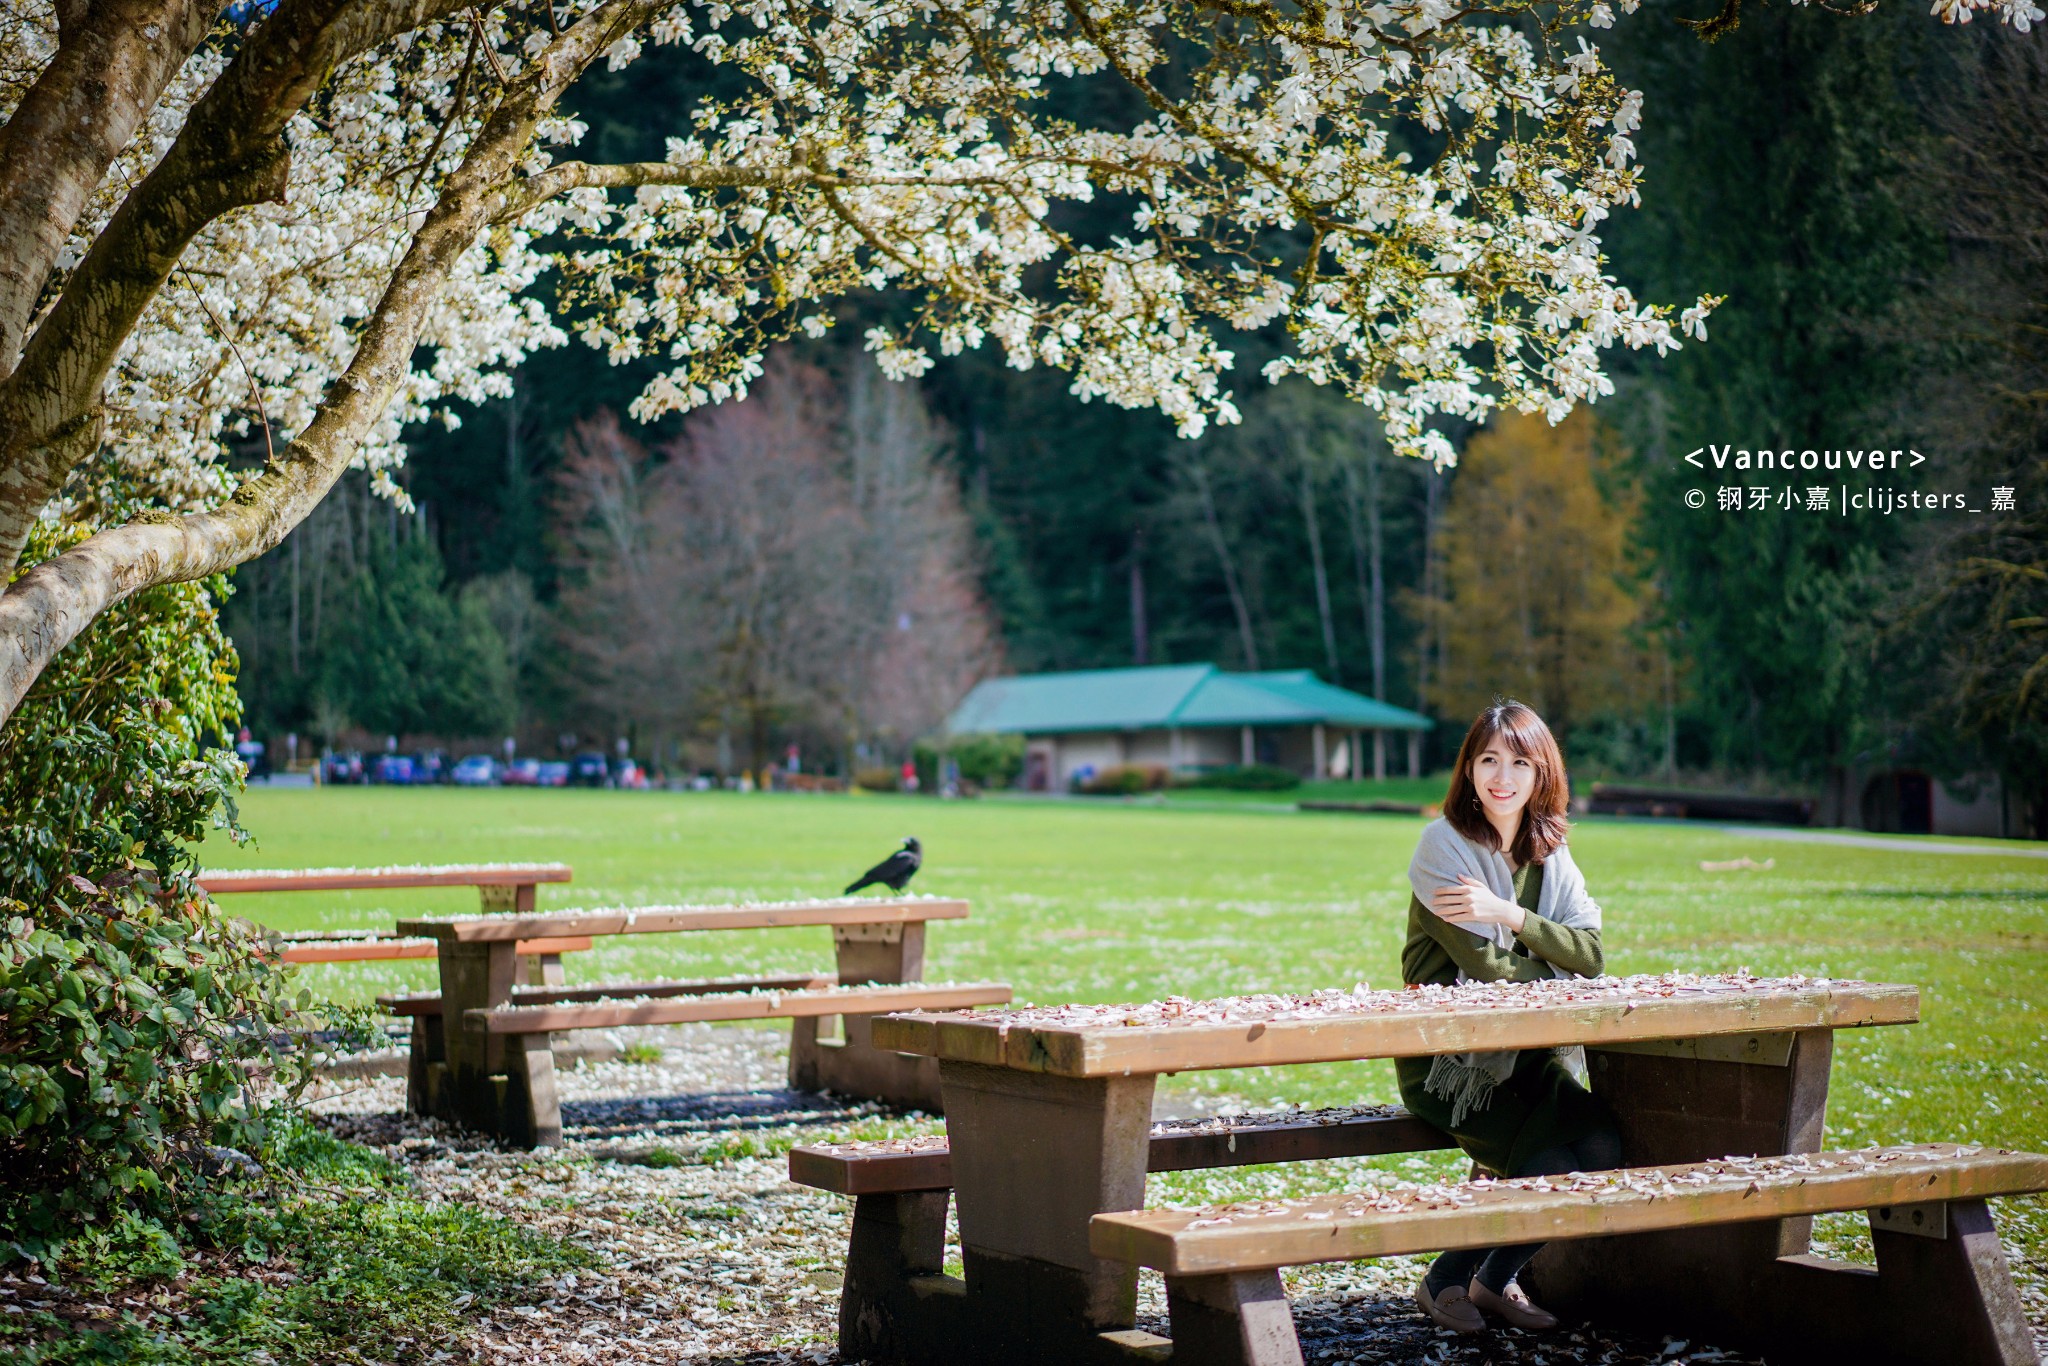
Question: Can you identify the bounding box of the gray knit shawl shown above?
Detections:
[1406,816,1603,1125]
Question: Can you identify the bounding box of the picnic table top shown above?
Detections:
[393,895,970,941]
[198,863,573,893]
[869,973,1919,1078]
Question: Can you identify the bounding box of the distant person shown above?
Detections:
[1402,699,1619,1335]
[234,727,268,779]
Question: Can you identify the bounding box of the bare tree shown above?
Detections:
[555,352,996,776]
[1180,451,1261,671]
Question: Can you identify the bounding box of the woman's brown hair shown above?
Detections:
[1441,699,1571,864]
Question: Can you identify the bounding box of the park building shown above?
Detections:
[945,663,1433,792]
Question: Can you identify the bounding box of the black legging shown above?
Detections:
[1422,1125,1623,1296]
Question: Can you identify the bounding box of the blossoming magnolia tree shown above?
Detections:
[0,0,2035,726]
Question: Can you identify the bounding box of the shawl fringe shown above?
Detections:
[1425,1052,1500,1129]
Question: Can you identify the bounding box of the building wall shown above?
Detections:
[1123,731,1175,766]
[1932,773,2010,838]
[1827,765,2018,838]
[1025,724,1413,785]
[1181,729,1241,767]
[1048,732,1125,787]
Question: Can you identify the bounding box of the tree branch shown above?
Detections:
[0,0,475,574]
[491,158,1015,224]
[0,0,219,374]
[0,0,661,725]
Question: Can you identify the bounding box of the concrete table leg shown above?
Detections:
[431,938,522,1140]
[404,1011,445,1116]
[1531,1031,2037,1365]
[938,1060,1160,1364]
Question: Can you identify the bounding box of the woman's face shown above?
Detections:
[1469,743,1537,824]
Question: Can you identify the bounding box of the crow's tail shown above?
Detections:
[843,877,871,896]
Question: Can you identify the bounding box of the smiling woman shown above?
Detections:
[1394,699,1620,1335]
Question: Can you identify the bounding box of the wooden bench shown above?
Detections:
[791,1103,1454,1358]
[789,1104,1453,1195]
[1088,1144,2048,1366]
[384,897,1010,1147]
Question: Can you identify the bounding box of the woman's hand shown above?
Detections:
[1429,875,1527,933]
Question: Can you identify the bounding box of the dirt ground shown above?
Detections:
[297,1024,2048,1366]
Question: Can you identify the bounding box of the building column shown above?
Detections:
[1168,727,1182,772]
[1312,723,1327,780]
[1407,731,1421,779]
[1240,725,1253,766]
[1373,729,1386,781]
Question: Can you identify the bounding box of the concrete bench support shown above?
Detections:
[791,921,939,1108]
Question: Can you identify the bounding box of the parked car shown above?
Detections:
[452,754,499,786]
[372,753,415,785]
[321,750,365,785]
[412,750,449,785]
[535,760,570,787]
[503,757,542,786]
[569,751,611,787]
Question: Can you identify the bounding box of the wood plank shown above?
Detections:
[467,981,1012,1033]
[1088,1144,2048,1276]
[397,896,970,941]
[499,971,839,1007]
[510,936,594,956]
[789,1107,1454,1196]
[871,980,1920,1078]
[791,1137,955,1195]
[198,863,572,894]
[283,939,439,964]
[376,971,836,1017]
[284,935,592,966]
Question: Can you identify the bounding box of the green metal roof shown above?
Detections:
[946,665,1433,735]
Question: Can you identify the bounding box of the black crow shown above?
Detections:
[845,837,921,894]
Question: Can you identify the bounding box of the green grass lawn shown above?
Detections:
[203,786,2048,1157]
[54,782,2021,1358]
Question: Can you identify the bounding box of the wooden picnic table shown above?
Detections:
[390,897,1003,1145]
[847,974,1962,1366]
[201,862,581,975]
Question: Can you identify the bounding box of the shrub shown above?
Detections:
[0,873,318,1261]
[853,766,900,792]
[915,733,1025,790]
[1078,764,1170,795]
[0,526,246,903]
[0,525,316,1260]
[1177,763,1302,791]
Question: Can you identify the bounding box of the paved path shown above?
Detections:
[1727,827,2048,859]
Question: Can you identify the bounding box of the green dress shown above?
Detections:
[1394,861,1612,1176]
